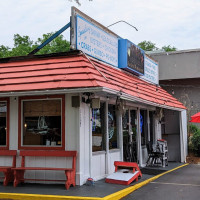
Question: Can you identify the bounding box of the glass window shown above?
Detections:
[130,110,137,142]
[0,102,7,147]
[108,104,118,149]
[92,103,105,152]
[22,99,62,147]
[122,110,129,142]
[122,109,137,162]
[149,111,154,143]
[140,110,148,145]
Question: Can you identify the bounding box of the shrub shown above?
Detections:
[191,128,200,156]
[189,124,199,134]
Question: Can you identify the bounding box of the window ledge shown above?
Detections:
[92,151,106,156]
[109,149,120,153]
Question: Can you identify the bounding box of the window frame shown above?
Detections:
[92,102,106,152]
[18,95,65,150]
[0,97,10,150]
[108,103,119,150]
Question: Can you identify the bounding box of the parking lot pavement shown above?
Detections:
[123,164,200,200]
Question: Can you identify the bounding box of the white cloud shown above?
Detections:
[0,0,200,50]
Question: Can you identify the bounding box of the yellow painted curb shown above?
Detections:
[103,163,189,200]
[0,163,189,200]
[0,193,102,200]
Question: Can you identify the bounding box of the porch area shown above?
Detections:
[0,162,185,199]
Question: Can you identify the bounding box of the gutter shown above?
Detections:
[0,87,185,111]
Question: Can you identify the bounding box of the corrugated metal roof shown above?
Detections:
[0,51,186,109]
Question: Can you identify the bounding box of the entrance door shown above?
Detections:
[122,109,137,162]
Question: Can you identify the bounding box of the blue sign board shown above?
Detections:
[76,15,118,67]
[118,39,145,76]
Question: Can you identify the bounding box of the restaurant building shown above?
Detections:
[0,7,188,186]
[0,49,187,185]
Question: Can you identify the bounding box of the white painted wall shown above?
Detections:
[9,96,19,151]
[78,101,90,185]
[108,150,121,174]
[91,152,106,180]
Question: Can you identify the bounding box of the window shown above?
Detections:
[0,98,9,149]
[19,95,65,150]
[108,104,118,149]
[92,103,105,152]
[140,110,148,145]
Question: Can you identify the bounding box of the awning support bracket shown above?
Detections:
[28,22,71,55]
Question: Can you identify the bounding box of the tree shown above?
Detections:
[0,45,10,58]
[138,40,158,51]
[34,33,70,55]
[138,40,177,52]
[162,45,177,52]
[0,33,70,58]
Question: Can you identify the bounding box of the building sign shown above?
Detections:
[118,39,144,75]
[140,56,159,85]
[76,15,118,67]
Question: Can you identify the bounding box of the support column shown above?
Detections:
[136,108,142,166]
[179,110,187,162]
[117,109,123,161]
[147,110,150,142]
[105,100,109,174]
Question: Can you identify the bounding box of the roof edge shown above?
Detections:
[0,50,82,63]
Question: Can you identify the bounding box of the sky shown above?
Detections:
[0,0,200,50]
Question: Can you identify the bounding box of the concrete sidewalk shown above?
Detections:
[0,163,188,200]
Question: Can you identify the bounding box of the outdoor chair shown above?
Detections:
[146,142,163,166]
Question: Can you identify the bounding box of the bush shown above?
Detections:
[190,126,200,156]
[189,124,199,134]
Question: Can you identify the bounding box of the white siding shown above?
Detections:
[108,150,121,174]
[78,101,90,185]
[91,152,106,180]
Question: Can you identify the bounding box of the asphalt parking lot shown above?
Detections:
[123,164,200,200]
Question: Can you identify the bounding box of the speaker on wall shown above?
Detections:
[72,96,80,107]
[91,98,100,109]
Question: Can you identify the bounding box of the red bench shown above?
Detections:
[13,150,77,189]
[0,150,17,186]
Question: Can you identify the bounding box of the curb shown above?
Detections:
[103,163,189,200]
[0,193,102,200]
[0,163,189,200]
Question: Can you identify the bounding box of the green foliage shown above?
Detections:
[189,124,200,156]
[138,40,158,51]
[162,45,177,52]
[0,45,10,58]
[138,40,177,52]
[0,33,70,58]
[191,130,200,156]
[189,124,199,134]
[35,33,70,55]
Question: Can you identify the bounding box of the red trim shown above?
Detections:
[105,161,142,185]
[18,95,65,150]
[0,97,10,150]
